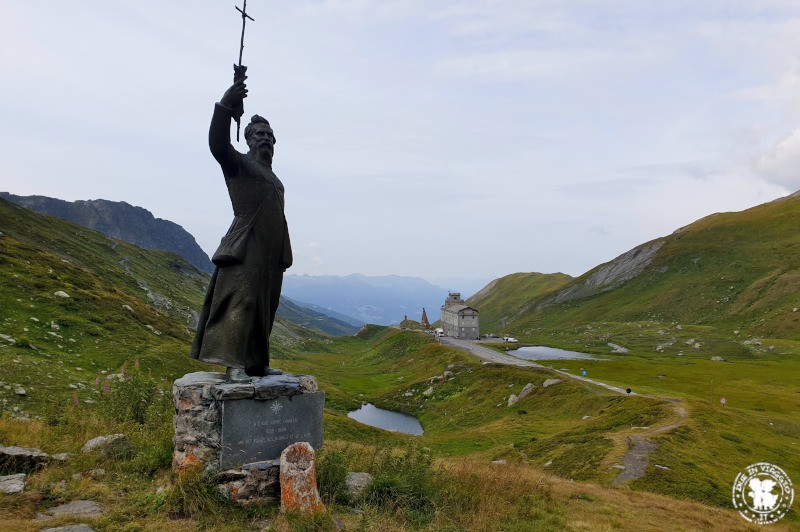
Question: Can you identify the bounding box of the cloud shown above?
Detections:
[752,129,800,191]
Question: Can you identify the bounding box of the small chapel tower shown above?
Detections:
[420,308,430,328]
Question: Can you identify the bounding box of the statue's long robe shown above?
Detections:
[190,104,292,371]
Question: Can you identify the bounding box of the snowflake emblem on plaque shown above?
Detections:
[269,401,283,415]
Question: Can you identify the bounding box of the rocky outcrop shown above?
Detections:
[0,445,50,472]
[535,240,664,310]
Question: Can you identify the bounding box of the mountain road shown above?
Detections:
[438,336,630,396]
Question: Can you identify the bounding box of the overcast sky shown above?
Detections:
[2,1,799,290]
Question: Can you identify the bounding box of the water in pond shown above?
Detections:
[509,345,600,361]
[347,404,424,435]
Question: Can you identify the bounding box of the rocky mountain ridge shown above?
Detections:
[0,192,213,273]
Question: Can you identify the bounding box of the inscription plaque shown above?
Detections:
[220,391,325,469]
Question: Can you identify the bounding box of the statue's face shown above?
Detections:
[248,124,275,151]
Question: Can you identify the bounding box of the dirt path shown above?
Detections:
[439,336,689,484]
[611,402,689,484]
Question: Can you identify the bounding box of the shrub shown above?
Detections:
[364,444,437,523]
[316,449,349,504]
[161,465,224,518]
[14,337,32,349]
[98,361,171,425]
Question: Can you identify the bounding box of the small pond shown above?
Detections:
[347,403,424,436]
[508,345,600,361]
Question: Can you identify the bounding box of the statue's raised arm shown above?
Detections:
[210,73,248,174]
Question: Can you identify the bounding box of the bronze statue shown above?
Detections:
[190,72,292,381]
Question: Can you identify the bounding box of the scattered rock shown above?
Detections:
[491,460,507,465]
[53,291,70,298]
[39,525,96,532]
[654,464,671,470]
[37,500,103,520]
[582,415,591,420]
[280,442,325,514]
[50,453,70,462]
[422,386,434,397]
[345,472,373,499]
[443,370,455,379]
[542,379,562,388]
[88,468,105,478]
[543,460,552,467]
[507,383,535,407]
[0,473,25,494]
[14,387,26,396]
[122,304,134,315]
[711,356,724,362]
[0,445,49,472]
[608,343,629,354]
[81,434,132,457]
[611,464,626,470]
[0,334,16,344]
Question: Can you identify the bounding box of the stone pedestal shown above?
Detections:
[173,371,324,505]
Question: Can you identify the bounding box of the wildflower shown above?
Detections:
[104,380,111,397]
[72,392,79,408]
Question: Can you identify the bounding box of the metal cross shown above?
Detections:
[233,1,254,141]
[236,0,254,68]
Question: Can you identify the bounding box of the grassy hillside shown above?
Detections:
[467,272,573,333]
[0,198,331,418]
[505,194,800,340]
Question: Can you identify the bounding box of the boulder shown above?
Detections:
[345,472,373,499]
[507,383,535,407]
[542,379,562,388]
[81,434,132,457]
[0,445,49,472]
[53,291,70,298]
[280,442,325,514]
[0,473,25,494]
[37,500,103,519]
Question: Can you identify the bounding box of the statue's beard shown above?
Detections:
[249,142,274,162]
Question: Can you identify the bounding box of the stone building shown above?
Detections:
[440,292,479,340]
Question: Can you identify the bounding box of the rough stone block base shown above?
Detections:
[172,371,324,506]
